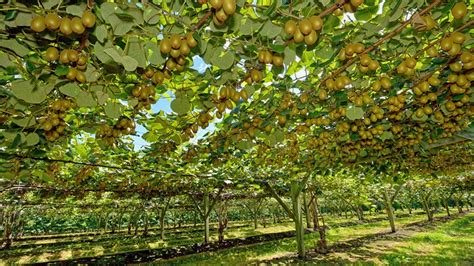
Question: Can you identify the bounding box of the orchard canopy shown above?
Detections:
[1,0,474,244]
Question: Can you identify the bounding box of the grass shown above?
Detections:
[161,211,473,265]
[1,210,471,265]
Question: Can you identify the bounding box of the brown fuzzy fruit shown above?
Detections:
[31,16,46,32]
[60,17,73,35]
[45,13,61,30]
[45,47,59,62]
[82,10,96,28]
[71,17,85,34]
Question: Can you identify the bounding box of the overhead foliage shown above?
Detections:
[0,0,473,196]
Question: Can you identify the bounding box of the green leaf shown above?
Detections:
[260,20,281,38]
[211,50,235,70]
[121,56,138,71]
[12,117,36,127]
[170,97,191,115]
[54,65,69,76]
[379,131,394,141]
[5,10,18,21]
[126,37,147,68]
[76,91,96,107]
[145,41,165,66]
[66,5,83,16]
[25,133,40,146]
[59,83,80,97]
[143,7,160,25]
[0,40,30,56]
[11,80,50,104]
[94,25,108,43]
[96,91,109,105]
[346,106,364,120]
[42,0,61,9]
[0,53,16,68]
[104,102,122,119]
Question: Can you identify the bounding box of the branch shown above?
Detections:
[192,10,212,32]
[264,182,294,219]
[206,186,224,217]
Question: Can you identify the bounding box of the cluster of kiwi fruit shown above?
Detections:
[160,33,198,72]
[334,0,364,15]
[197,111,214,129]
[397,57,417,77]
[324,75,351,91]
[328,107,347,121]
[371,77,392,92]
[339,42,366,61]
[258,50,284,67]
[440,32,466,56]
[349,92,373,107]
[44,47,88,83]
[38,99,73,141]
[242,68,263,84]
[358,124,385,140]
[384,94,406,114]
[131,84,157,111]
[96,117,136,146]
[30,10,96,35]
[214,85,248,115]
[141,67,168,85]
[357,54,380,73]
[284,15,323,46]
[207,0,237,26]
[418,15,437,31]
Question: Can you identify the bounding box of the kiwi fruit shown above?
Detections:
[451,2,467,20]
[76,71,86,83]
[152,71,165,84]
[170,48,180,58]
[293,29,304,43]
[451,32,465,44]
[215,8,228,22]
[180,41,190,55]
[77,56,88,66]
[264,51,273,64]
[160,39,172,54]
[309,16,323,31]
[405,57,417,68]
[71,17,85,34]
[45,13,61,30]
[368,60,379,71]
[222,0,236,15]
[59,50,69,64]
[359,54,371,66]
[299,19,312,35]
[66,68,77,80]
[440,37,453,51]
[272,55,284,67]
[45,47,59,62]
[31,16,46,32]
[60,18,73,35]
[350,0,364,7]
[82,10,96,28]
[284,20,297,35]
[210,0,223,10]
[304,30,318,46]
[170,34,181,49]
[67,49,79,62]
[186,33,198,48]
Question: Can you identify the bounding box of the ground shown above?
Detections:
[0,210,472,265]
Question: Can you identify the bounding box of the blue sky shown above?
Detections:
[131,56,216,150]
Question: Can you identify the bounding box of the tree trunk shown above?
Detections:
[383,189,396,233]
[254,214,258,229]
[303,194,312,229]
[143,210,149,237]
[443,199,450,217]
[422,197,433,222]
[204,191,210,244]
[291,182,305,258]
[217,201,228,243]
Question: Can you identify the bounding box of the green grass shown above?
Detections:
[161,211,473,265]
[1,210,471,265]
